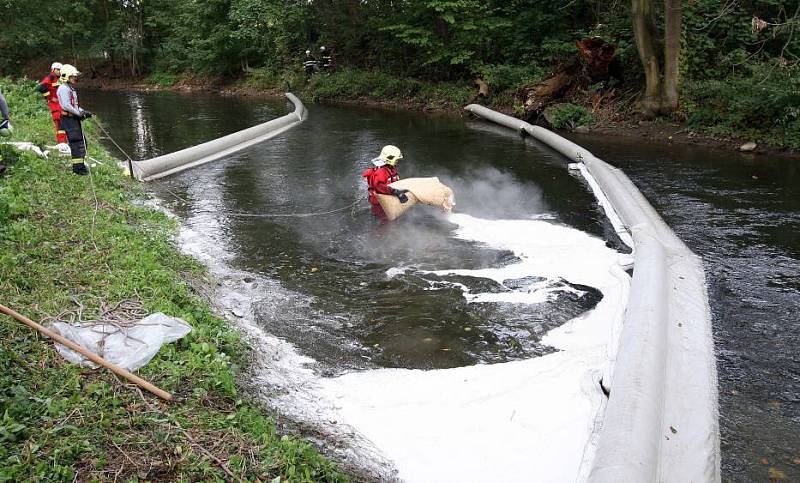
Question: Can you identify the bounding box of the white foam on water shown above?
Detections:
[319,213,631,482]
[164,175,630,481]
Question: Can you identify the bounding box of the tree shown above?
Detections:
[631,0,682,116]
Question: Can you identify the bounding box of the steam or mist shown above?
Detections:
[442,166,547,219]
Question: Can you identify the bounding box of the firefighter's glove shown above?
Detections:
[80,110,93,120]
[393,188,409,204]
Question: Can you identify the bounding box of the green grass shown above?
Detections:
[0,78,348,482]
[682,71,800,150]
[146,71,178,88]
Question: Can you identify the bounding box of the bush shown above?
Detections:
[544,103,594,130]
[301,67,473,109]
[146,71,177,87]
[473,64,545,93]
[683,64,800,149]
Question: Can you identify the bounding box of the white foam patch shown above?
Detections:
[318,214,631,482]
[163,174,630,481]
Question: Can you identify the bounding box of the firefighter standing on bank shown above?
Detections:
[362,145,410,221]
[56,64,93,176]
[36,62,68,146]
[319,46,332,72]
[303,50,318,78]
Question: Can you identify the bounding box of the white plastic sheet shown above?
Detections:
[49,313,192,371]
[1,141,49,158]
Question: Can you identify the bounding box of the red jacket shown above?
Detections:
[362,165,399,206]
[36,73,61,113]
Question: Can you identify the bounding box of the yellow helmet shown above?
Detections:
[378,145,403,166]
[59,64,80,83]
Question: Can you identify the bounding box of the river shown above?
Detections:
[84,88,799,481]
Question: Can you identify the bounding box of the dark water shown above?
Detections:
[83,89,800,481]
[83,89,610,374]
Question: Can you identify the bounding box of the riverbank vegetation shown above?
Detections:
[2,1,798,151]
[0,1,797,150]
[0,79,347,481]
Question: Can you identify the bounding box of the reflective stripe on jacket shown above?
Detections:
[37,73,61,112]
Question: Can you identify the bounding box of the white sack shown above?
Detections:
[49,313,193,371]
[376,177,456,221]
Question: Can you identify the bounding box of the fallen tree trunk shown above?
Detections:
[516,38,620,122]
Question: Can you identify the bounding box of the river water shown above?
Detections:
[84,89,799,481]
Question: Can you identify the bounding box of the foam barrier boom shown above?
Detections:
[465,104,720,482]
[131,93,307,181]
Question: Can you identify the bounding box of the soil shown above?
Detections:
[585,116,799,159]
[87,74,799,159]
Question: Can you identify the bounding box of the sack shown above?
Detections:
[376,177,455,221]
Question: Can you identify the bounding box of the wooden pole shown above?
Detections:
[0,303,173,401]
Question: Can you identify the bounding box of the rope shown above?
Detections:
[81,130,102,253]
[91,117,136,180]
[92,117,134,162]
[90,116,365,219]
[216,199,361,219]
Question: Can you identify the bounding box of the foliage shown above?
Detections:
[0,79,348,482]
[1,0,799,148]
[544,103,594,130]
[473,64,546,93]
[146,71,177,87]
[683,64,800,149]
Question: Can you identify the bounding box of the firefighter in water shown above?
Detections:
[36,62,67,145]
[361,145,410,221]
[56,64,93,176]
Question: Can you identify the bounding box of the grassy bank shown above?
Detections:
[0,79,347,481]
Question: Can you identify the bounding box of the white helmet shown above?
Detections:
[378,145,403,166]
[305,50,311,55]
[51,62,63,71]
[320,46,326,51]
[59,64,80,83]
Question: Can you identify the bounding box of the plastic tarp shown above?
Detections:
[1,142,49,158]
[376,177,455,221]
[49,313,193,372]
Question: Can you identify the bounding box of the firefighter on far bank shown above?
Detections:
[37,62,68,146]
[303,50,318,77]
[56,64,93,176]
[319,46,332,72]
[362,145,409,221]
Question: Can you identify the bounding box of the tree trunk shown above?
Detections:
[663,0,682,112]
[631,0,662,116]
